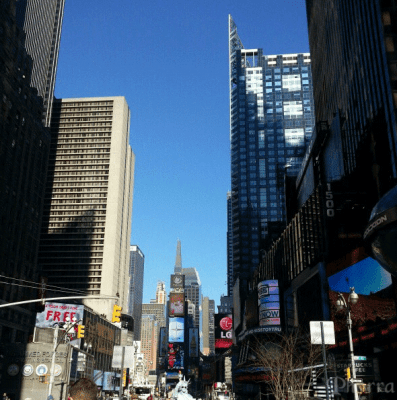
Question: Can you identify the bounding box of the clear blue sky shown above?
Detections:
[54,0,310,305]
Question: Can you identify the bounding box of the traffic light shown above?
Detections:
[77,324,85,338]
[112,304,122,322]
[345,367,351,380]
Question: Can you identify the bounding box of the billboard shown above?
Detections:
[171,274,185,289]
[189,328,199,357]
[215,314,233,349]
[169,317,184,342]
[36,302,85,347]
[167,343,184,370]
[258,280,281,327]
[36,302,84,327]
[169,292,185,317]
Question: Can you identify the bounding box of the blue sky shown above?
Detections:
[54,0,310,305]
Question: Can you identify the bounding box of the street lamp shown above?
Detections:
[336,287,359,400]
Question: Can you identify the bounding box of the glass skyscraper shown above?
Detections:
[228,15,315,289]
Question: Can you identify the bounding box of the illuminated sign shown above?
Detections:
[258,280,281,327]
[169,317,184,342]
[215,314,233,349]
[171,274,185,289]
[169,293,185,317]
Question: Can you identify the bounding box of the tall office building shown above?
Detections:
[38,97,135,319]
[228,15,315,290]
[226,191,233,296]
[174,239,182,274]
[15,0,65,126]
[155,281,167,305]
[182,267,202,330]
[202,297,215,355]
[140,314,158,374]
[142,283,166,373]
[0,0,50,343]
[128,245,145,341]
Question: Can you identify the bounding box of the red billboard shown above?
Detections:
[215,314,233,349]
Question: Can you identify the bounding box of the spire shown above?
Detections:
[174,239,182,273]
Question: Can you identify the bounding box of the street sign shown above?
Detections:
[354,356,367,361]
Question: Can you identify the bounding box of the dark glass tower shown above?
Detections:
[228,15,315,290]
[0,0,50,343]
[129,245,145,341]
[15,0,65,126]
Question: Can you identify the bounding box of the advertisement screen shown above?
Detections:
[159,327,168,356]
[215,314,233,349]
[258,280,281,327]
[167,343,184,370]
[171,274,185,289]
[169,293,185,317]
[169,317,184,342]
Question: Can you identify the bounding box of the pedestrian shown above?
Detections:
[69,377,98,400]
[147,394,153,400]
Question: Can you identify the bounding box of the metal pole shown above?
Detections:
[347,311,359,400]
[320,322,330,400]
[119,346,125,398]
[48,324,59,398]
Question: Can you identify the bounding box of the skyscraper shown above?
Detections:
[174,239,182,274]
[15,0,65,126]
[38,96,135,319]
[128,245,145,341]
[142,283,167,373]
[182,267,202,330]
[202,297,215,355]
[228,15,315,290]
[140,314,158,374]
[0,0,50,343]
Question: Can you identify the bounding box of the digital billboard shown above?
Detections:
[159,327,168,356]
[167,343,184,370]
[169,292,185,317]
[169,317,184,342]
[171,274,185,289]
[215,314,233,349]
[258,280,281,328]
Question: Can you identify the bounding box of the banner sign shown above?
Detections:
[36,302,84,347]
[189,328,199,357]
[169,317,184,342]
[36,302,84,327]
[258,280,281,327]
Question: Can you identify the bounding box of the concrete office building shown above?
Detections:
[140,314,158,374]
[38,97,135,319]
[15,0,65,126]
[228,15,315,292]
[202,297,215,355]
[128,245,145,341]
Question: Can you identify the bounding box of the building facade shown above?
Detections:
[0,0,50,343]
[202,297,215,355]
[128,245,145,341]
[15,0,65,126]
[182,267,202,330]
[228,15,315,292]
[140,314,158,374]
[38,97,135,319]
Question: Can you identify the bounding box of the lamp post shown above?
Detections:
[336,287,359,400]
